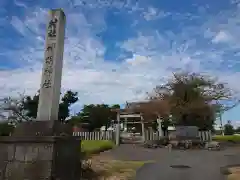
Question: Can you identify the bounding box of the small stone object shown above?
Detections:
[143,140,158,148]
[205,141,221,150]
[166,143,172,152]
[184,140,192,149]
[169,140,179,147]
[168,140,180,150]
[178,140,188,149]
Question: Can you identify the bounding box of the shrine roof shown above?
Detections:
[111,99,170,115]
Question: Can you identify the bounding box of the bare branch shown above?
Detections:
[0,93,33,123]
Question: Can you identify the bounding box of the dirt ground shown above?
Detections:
[227,167,240,180]
[89,153,146,180]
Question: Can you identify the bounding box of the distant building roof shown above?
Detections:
[125,100,170,114]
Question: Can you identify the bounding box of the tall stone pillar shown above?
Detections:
[37,9,65,121]
[0,9,81,180]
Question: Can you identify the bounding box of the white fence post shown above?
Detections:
[198,131,212,142]
[144,129,212,142]
[74,130,212,142]
[72,131,114,140]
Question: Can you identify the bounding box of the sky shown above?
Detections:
[1,0,240,127]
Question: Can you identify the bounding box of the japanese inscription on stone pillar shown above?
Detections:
[48,18,58,38]
[37,9,66,121]
[41,17,59,89]
[42,43,55,88]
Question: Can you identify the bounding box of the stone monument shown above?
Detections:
[175,126,199,139]
[0,9,81,180]
[37,8,65,121]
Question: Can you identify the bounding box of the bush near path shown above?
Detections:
[213,135,240,142]
[81,140,115,156]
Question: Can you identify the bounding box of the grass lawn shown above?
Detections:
[81,140,115,155]
[213,135,240,142]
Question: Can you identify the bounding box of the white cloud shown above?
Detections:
[143,7,158,21]
[125,54,150,66]
[10,16,29,36]
[231,0,240,7]
[143,7,169,21]
[1,7,157,106]
[14,0,28,9]
[70,0,142,12]
[2,1,240,115]
[212,31,232,43]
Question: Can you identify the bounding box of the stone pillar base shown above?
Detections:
[0,136,81,180]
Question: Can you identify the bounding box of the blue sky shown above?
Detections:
[1,0,240,127]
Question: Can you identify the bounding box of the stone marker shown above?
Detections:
[175,126,199,139]
[37,9,65,121]
[0,9,81,180]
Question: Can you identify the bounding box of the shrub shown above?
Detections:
[0,122,15,136]
[213,135,240,143]
[81,140,114,156]
[224,124,235,135]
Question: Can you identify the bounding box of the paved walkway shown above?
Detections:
[102,144,240,180]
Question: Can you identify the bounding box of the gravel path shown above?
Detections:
[102,144,240,180]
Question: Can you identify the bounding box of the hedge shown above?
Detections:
[81,140,115,156]
[213,135,240,142]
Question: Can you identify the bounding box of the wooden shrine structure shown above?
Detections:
[112,99,170,145]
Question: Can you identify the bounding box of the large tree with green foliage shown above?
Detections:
[148,72,235,130]
[235,127,240,133]
[224,121,235,135]
[22,90,78,121]
[70,104,120,131]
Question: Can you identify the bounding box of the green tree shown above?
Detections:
[75,104,120,131]
[224,121,235,135]
[111,104,120,109]
[58,91,78,121]
[110,104,120,122]
[22,95,39,118]
[235,127,240,133]
[3,90,78,122]
[67,115,82,126]
[149,72,233,130]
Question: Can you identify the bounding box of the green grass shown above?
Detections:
[81,140,115,155]
[213,135,240,142]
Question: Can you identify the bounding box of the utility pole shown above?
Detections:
[219,113,224,136]
[115,111,120,146]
